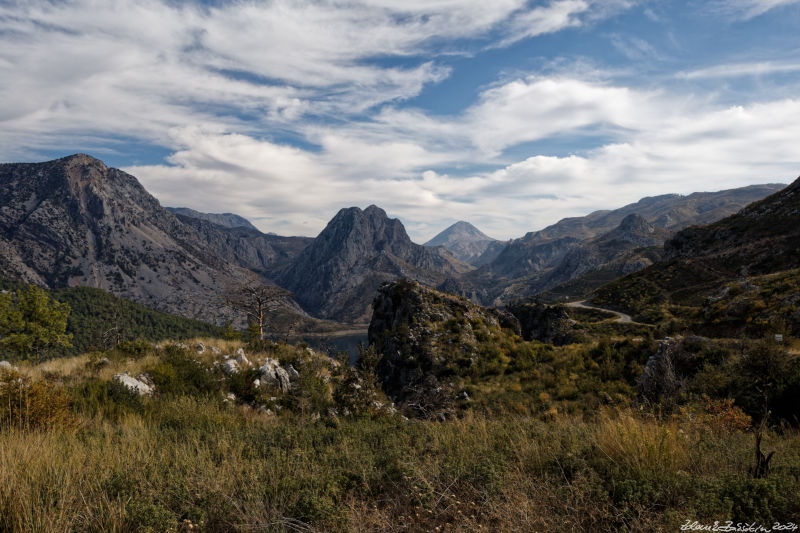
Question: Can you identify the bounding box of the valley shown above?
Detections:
[1,155,799,532]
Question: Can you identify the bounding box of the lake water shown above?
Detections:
[299,332,368,364]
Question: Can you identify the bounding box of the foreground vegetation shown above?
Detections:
[1,337,799,532]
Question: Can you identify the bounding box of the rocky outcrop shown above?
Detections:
[279,205,470,322]
[368,280,519,416]
[505,301,580,346]
[637,336,704,404]
[259,358,291,392]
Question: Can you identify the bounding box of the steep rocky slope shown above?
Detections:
[0,154,259,322]
[445,184,783,305]
[166,207,258,230]
[175,214,312,279]
[593,176,800,321]
[279,206,470,323]
[484,184,784,281]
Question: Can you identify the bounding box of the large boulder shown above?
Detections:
[113,373,153,396]
[222,359,240,375]
[259,359,291,392]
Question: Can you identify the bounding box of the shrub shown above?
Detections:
[147,345,217,397]
[113,338,153,359]
[0,369,72,430]
[70,378,143,420]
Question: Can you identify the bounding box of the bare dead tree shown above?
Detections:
[752,388,775,478]
[224,283,290,340]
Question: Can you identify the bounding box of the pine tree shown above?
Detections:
[0,285,73,361]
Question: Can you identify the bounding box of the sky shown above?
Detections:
[1,0,799,241]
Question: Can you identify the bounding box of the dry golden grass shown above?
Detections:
[1,339,799,532]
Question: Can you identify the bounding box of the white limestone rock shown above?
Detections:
[113,373,153,396]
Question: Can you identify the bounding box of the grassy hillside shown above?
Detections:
[1,338,799,531]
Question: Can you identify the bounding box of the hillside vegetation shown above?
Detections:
[1,278,222,358]
[2,337,799,532]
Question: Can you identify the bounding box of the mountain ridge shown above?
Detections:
[166,207,258,230]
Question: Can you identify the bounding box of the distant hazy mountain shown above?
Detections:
[485,184,785,281]
[278,205,470,323]
[424,221,503,265]
[443,184,785,305]
[166,207,258,230]
[0,154,256,322]
[593,176,800,319]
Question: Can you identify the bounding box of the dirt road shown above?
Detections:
[564,300,636,324]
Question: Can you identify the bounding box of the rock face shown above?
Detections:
[504,301,580,346]
[0,154,261,323]
[368,280,519,415]
[665,177,800,275]
[259,358,291,392]
[424,221,502,266]
[279,205,469,322]
[166,207,258,230]
[174,213,312,280]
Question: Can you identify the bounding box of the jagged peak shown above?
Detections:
[59,153,109,170]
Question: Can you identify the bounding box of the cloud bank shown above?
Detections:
[1,0,799,241]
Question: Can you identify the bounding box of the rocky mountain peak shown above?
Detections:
[614,213,655,237]
[425,221,494,247]
[277,205,466,322]
[320,205,411,254]
[0,155,252,323]
[424,221,500,265]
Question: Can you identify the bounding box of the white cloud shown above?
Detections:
[677,60,800,79]
[0,0,619,162]
[125,87,800,241]
[1,0,797,244]
[713,0,800,19]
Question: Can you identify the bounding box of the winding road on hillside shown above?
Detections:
[564,300,636,324]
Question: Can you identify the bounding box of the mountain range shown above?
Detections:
[0,154,788,327]
[593,175,800,323]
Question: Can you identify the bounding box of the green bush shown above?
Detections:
[70,379,143,420]
[147,345,217,397]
